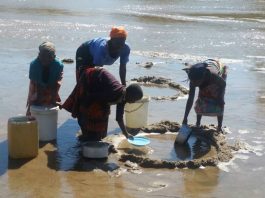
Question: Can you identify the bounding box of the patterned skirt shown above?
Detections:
[77,102,110,141]
[194,96,224,116]
[194,60,227,116]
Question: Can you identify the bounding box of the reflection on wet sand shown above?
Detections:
[64,171,132,198]
[174,141,191,161]
[119,167,220,198]
[53,119,121,172]
[180,167,220,198]
[0,119,232,197]
[7,143,61,198]
[4,141,131,197]
[46,119,132,197]
[0,119,133,197]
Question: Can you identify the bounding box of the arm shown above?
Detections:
[116,102,132,139]
[182,84,196,125]
[119,64,126,85]
[119,44,130,86]
[51,70,63,105]
[26,80,37,116]
[117,119,131,139]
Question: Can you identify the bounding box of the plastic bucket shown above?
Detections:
[30,105,59,141]
[125,96,150,128]
[8,116,38,159]
[82,141,110,158]
[175,124,192,144]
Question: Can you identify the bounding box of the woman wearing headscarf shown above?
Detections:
[182,59,227,132]
[26,41,64,115]
[75,26,129,85]
[61,67,143,141]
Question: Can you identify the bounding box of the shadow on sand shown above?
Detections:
[0,139,35,176]
[45,118,119,172]
[1,119,119,176]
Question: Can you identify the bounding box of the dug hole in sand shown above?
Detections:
[106,120,237,169]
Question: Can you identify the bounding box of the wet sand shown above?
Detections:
[0,139,133,198]
[1,1,265,196]
[0,120,238,197]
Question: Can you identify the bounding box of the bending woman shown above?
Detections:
[182,59,227,132]
[26,41,64,115]
[62,67,143,141]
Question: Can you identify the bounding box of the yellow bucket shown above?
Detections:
[8,116,38,159]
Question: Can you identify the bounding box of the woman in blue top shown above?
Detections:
[76,26,130,85]
[26,41,64,115]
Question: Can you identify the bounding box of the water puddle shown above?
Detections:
[118,134,214,162]
[119,121,236,169]
[131,76,189,100]
[142,86,178,99]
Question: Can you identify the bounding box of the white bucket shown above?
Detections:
[30,105,59,141]
[125,96,150,128]
[82,141,110,158]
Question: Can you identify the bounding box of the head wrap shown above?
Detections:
[39,41,56,55]
[109,26,128,39]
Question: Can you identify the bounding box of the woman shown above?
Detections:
[61,67,143,141]
[182,59,227,132]
[26,41,64,115]
[75,26,130,85]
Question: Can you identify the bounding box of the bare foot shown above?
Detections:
[108,144,118,153]
[217,127,224,133]
[195,123,201,129]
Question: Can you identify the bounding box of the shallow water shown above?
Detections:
[118,134,214,162]
[1,0,265,197]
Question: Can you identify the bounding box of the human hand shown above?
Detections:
[127,134,134,140]
[123,131,134,140]
[26,108,35,120]
[54,102,62,109]
[58,104,62,110]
